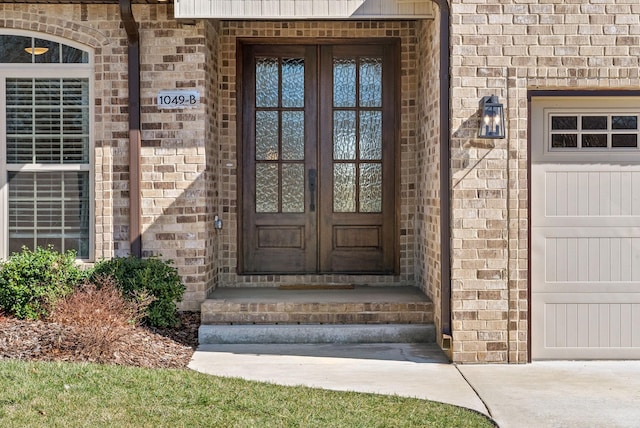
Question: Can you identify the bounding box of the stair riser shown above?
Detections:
[201,302,434,325]
[199,324,437,344]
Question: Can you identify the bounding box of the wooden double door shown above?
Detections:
[241,41,398,274]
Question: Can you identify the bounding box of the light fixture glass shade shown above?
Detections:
[25,47,49,55]
[478,95,505,139]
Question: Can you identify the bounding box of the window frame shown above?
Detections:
[531,96,640,164]
[0,30,94,261]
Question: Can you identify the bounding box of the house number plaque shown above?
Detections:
[157,90,200,109]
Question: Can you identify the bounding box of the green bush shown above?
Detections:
[91,256,185,328]
[0,246,88,320]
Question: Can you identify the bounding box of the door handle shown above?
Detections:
[308,169,316,212]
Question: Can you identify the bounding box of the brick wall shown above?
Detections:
[0,5,441,310]
[449,0,640,363]
[416,17,443,346]
[0,4,211,311]
[15,0,635,363]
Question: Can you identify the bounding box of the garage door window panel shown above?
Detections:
[550,113,639,150]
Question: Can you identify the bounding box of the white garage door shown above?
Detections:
[532,97,640,359]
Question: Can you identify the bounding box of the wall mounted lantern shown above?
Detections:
[478,95,505,139]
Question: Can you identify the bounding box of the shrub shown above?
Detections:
[0,246,88,320]
[92,256,185,327]
[49,275,154,362]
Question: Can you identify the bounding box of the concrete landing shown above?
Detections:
[189,343,488,416]
[190,345,640,428]
[209,285,431,303]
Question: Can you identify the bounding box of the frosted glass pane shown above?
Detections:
[359,57,382,107]
[359,111,382,160]
[282,163,304,213]
[282,111,304,160]
[282,58,304,108]
[256,164,279,213]
[256,111,279,160]
[334,163,356,212]
[333,58,356,108]
[256,57,279,108]
[334,111,356,160]
[360,163,382,213]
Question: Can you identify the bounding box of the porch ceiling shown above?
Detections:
[174,0,434,20]
[0,0,170,4]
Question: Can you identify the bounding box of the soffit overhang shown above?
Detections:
[174,0,435,20]
[0,1,170,4]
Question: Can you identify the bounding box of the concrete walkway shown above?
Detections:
[189,344,640,428]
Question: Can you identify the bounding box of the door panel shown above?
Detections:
[241,42,396,274]
[242,45,317,273]
[319,44,396,273]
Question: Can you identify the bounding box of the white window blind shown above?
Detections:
[5,77,90,258]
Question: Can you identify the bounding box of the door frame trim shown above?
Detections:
[236,37,401,275]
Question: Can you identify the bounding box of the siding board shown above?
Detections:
[174,0,434,19]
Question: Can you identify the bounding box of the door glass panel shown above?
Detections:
[334,163,356,212]
[255,54,306,215]
[282,163,305,212]
[256,57,279,108]
[256,164,279,212]
[359,57,382,107]
[333,110,356,160]
[255,111,279,160]
[282,58,304,108]
[282,111,304,160]
[359,163,382,213]
[359,111,382,160]
[333,58,356,108]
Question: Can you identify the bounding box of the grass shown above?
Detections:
[0,360,495,428]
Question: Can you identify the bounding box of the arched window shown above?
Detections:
[0,32,92,260]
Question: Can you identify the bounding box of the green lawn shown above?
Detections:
[0,360,494,427]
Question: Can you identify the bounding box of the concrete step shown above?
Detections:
[199,324,436,344]
[199,286,435,345]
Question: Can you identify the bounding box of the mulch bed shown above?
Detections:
[0,312,200,369]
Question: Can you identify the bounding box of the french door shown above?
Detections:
[241,41,397,274]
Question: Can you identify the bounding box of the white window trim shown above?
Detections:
[0,31,94,261]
